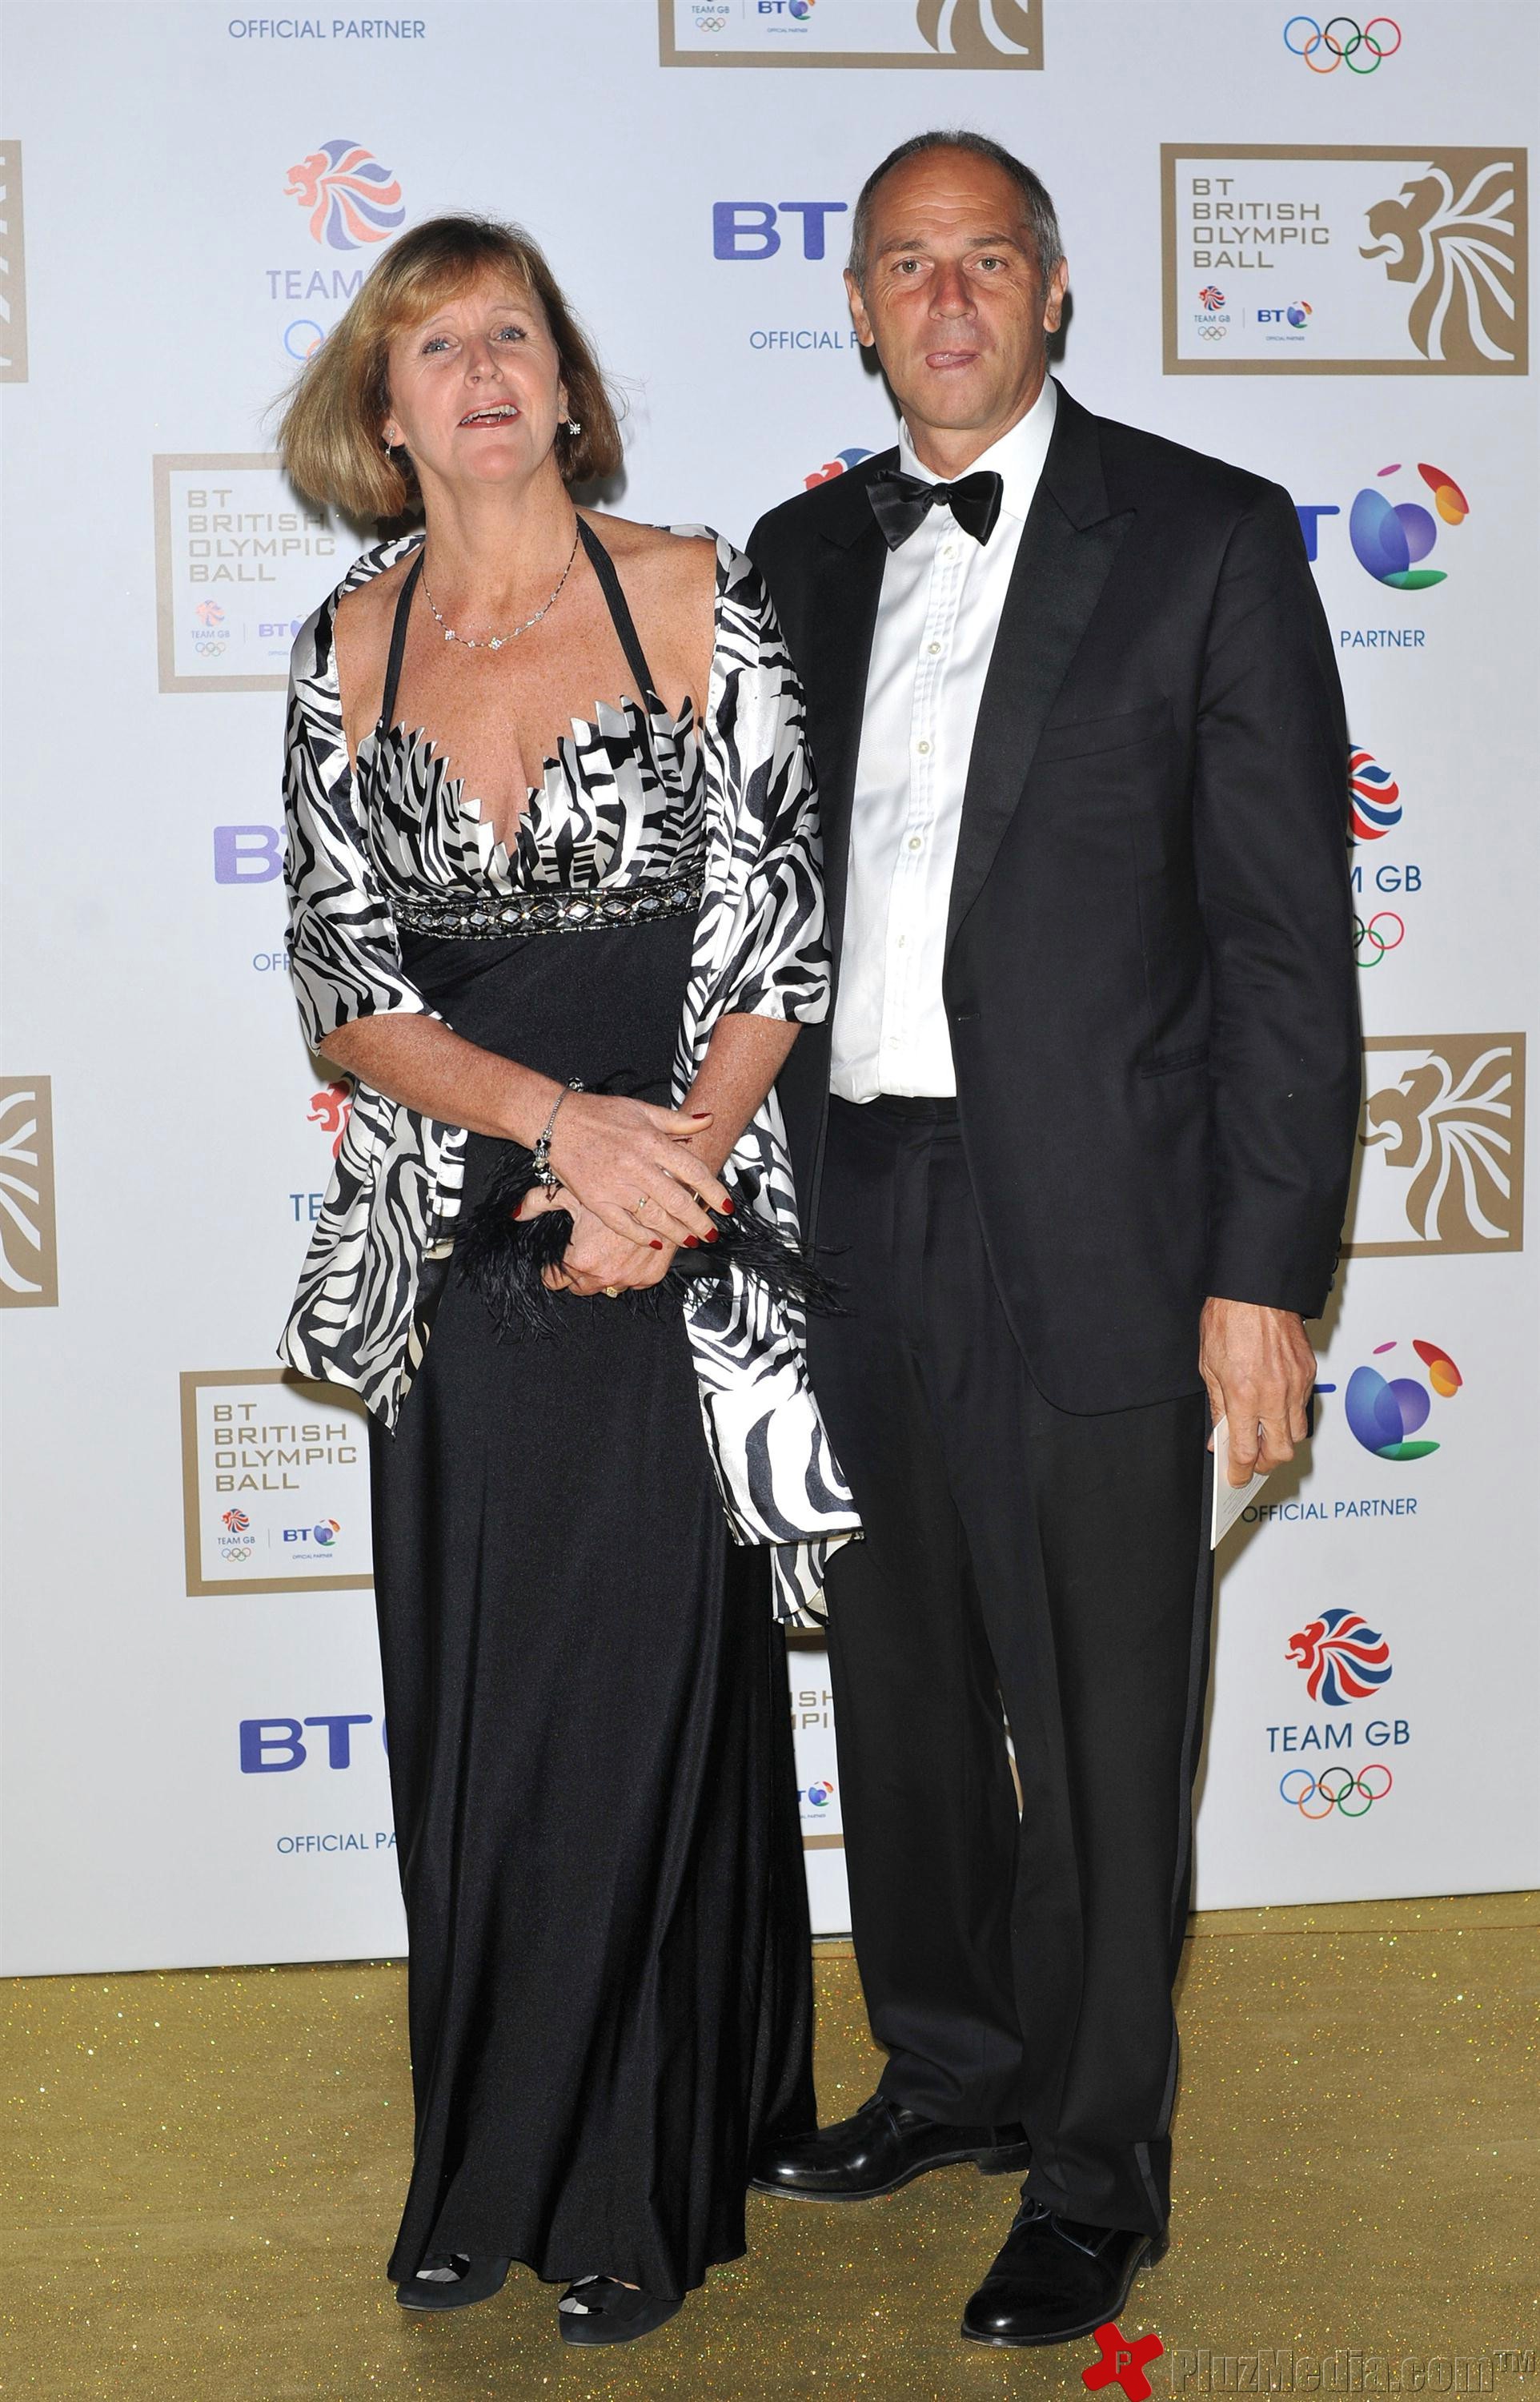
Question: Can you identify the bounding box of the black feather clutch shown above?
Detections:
[455,1143,840,1340]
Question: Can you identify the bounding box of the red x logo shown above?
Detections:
[1082,2320,1165,2402]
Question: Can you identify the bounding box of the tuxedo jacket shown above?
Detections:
[749,382,1362,1416]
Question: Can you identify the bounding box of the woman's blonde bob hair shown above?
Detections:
[279,214,624,521]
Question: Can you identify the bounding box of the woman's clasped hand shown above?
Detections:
[515,1091,734,1295]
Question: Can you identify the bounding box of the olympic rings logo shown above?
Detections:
[1354,909,1405,966]
[1280,1765,1394,1818]
[1283,15,1402,72]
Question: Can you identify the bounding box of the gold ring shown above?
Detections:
[635,1194,650,1216]
[604,1285,620,1298]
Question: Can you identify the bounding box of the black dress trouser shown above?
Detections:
[809,1095,1215,2237]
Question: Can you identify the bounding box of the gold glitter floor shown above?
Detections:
[3,1898,1537,2402]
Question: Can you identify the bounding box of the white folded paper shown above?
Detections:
[1210,1416,1269,1549]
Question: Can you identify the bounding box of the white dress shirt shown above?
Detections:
[830,377,1058,1101]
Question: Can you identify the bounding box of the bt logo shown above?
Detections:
[713,201,848,259]
[215,825,282,883]
[800,1780,835,1810]
[760,0,815,11]
[1258,300,1312,327]
[1350,460,1469,588]
[1294,460,1470,588]
[282,1519,340,1546]
[240,1713,384,1771]
[1325,1336,1464,1460]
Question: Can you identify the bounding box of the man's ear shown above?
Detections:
[1043,257,1069,335]
[845,269,876,351]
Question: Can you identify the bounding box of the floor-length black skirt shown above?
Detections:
[367,916,816,2296]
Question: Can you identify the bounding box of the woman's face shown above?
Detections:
[381,270,566,498]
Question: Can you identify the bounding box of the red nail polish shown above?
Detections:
[706,1231,720,1244]
[649,1239,663,1250]
[684,1236,700,1249]
[720,1198,735,1215]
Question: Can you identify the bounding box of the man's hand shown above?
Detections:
[1199,1298,1317,1486]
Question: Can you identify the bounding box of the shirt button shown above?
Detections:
[916,739,931,755]
[928,641,942,656]
[941,543,958,561]
[908,836,923,852]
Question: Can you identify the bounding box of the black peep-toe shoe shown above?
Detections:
[556,2275,684,2344]
[395,2253,511,2311]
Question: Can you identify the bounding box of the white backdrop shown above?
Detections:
[1,0,1534,1974]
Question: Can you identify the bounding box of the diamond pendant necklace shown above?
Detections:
[419,520,581,651]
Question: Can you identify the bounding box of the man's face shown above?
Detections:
[846,150,1068,444]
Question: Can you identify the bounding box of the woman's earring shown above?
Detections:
[565,419,582,436]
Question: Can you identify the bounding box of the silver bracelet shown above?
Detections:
[531,1078,584,1190]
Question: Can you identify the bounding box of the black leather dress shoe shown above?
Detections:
[750,2093,1032,2201]
[960,2200,1167,2347]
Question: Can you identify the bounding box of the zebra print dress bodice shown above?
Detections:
[357,526,709,930]
[362,691,705,924]
[278,524,861,1623]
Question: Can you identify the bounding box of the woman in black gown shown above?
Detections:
[275,215,857,2343]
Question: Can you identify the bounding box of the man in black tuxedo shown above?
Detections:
[748,132,1359,2346]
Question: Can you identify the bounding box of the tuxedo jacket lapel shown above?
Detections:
[798,454,892,960]
[946,388,1133,954]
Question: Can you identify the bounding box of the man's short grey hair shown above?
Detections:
[846,130,1064,289]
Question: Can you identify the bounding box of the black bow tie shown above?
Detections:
[868,466,1005,550]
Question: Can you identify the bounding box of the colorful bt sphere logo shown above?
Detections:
[1349,461,1469,588]
[313,1519,341,1548]
[1350,745,1402,841]
[1286,300,1312,327]
[804,1779,834,1808]
[1340,1337,1463,1460]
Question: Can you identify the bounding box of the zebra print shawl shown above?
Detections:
[278,525,860,1622]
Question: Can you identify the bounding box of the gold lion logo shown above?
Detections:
[1361,150,1521,368]
[1358,1036,1522,1251]
[0,1078,57,1306]
[916,0,1038,62]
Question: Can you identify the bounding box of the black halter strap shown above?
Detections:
[377,520,660,730]
[575,517,660,701]
[379,548,424,731]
